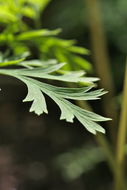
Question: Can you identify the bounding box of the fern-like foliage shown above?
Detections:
[0,60,111,135]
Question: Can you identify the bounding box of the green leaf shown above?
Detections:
[0,57,25,67]
[4,65,98,85]
[19,59,58,68]
[17,29,61,41]
[23,80,48,115]
[67,46,90,55]
[71,55,93,72]
[27,0,51,12]
[0,7,17,23]
[20,76,110,134]
[0,63,110,135]
[24,81,106,101]
[21,6,36,18]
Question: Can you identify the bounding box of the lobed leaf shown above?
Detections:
[23,80,48,115]
[0,63,111,135]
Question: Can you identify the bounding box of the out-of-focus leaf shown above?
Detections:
[21,6,36,18]
[27,0,51,12]
[0,57,25,67]
[71,55,92,72]
[0,6,17,23]
[20,59,58,68]
[55,145,106,180]
[17,29,61,41]
[67,46,90,55]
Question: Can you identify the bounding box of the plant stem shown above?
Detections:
[85,0,117,143]
[115,63,127,190]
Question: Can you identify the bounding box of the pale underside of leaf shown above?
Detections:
[3,66,98,84]
[23,81,48,115]
[0,67,111,135]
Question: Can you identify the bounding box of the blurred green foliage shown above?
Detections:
[43,0,126,89]
[0,0,92,73]
[55,144,105,180]
[0,0,126,190]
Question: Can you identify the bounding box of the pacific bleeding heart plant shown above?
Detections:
[0,0,110,135]
[0,59,110,134]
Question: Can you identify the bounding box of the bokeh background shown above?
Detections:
[0,0,126,190]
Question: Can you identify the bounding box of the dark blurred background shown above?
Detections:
[0,0,126,189]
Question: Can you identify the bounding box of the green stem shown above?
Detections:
[85,0,117,143]
[115,63,127,190]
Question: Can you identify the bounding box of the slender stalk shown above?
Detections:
[85,0,117,142]
[115,64,127,190]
